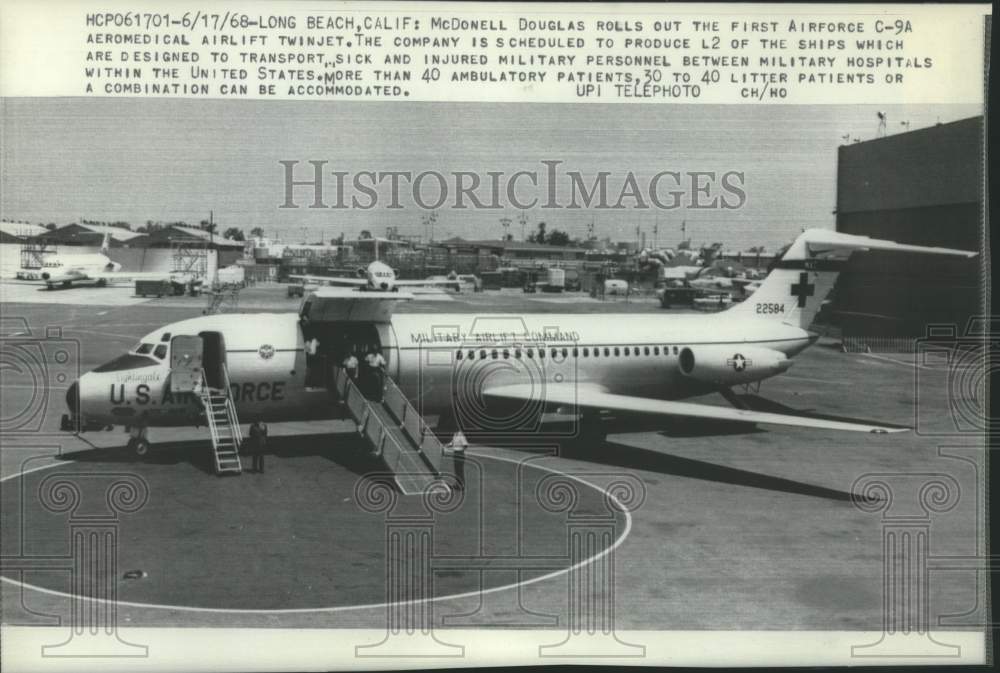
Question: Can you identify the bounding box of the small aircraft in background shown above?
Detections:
[33,233,194,289]
[290,259,460,293]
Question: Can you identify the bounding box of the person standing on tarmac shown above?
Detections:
[248,419,268,474]
[444,430,468,491]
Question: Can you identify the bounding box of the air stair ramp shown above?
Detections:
[197,365,243,475]
[333,368,446,495]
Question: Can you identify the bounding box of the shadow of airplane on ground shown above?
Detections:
[59,410,880,505]
[58,432,382,477]
[562,439,871,503]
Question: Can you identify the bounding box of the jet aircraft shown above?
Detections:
[63,229,975,459]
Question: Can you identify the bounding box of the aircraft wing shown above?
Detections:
[392,278,459,287]
[483,382,908,434]
[302,287,413,322]
[59,268,92,281]
[289,274,367,287]
[90,271,195,283]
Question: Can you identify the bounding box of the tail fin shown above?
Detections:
[727,229,976,329]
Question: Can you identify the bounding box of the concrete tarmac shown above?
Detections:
[0,281,985,631]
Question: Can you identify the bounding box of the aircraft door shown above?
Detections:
[170,335,203,393]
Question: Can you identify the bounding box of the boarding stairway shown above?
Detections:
[333,368,445,495]
[197,365,244,475]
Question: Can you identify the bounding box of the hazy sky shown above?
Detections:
[0,98,981,250]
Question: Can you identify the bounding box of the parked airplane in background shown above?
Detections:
[291,259,459,293]
[63,230,975,464]
[35,233,194,289]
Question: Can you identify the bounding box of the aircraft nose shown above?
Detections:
[65,380,79,414]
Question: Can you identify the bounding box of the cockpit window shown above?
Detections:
[135,343,154,355]
[153,344,168,360]
[93,353,159,373]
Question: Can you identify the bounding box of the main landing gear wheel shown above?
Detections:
[127,437,151,457]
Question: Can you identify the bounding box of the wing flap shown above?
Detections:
[392,279,458,287]
[289,274,367,287]
[484,382,908,434]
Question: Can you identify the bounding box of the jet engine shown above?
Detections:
[677,345,792,386]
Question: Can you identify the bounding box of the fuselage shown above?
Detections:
[40,253,119,284]
[68,310,813,429]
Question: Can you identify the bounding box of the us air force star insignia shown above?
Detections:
[258,344,275,360]
[727,353,750,372]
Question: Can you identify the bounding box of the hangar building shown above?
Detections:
[833,116,983,348]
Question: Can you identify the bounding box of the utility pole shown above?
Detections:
[500,215,512,241]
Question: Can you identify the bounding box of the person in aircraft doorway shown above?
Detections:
[342,348,360,384]
[364,347,387,402]
[304,337,322,387]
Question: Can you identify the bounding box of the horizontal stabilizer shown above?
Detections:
[788,229,977,260]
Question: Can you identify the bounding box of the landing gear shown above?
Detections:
[96,278,107,287]
[126,427,150,457]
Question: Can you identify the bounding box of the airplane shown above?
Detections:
[33,233,194,290]
[62,229,976,461]
[289,258,460,293]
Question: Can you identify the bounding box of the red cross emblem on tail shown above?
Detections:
[790,272,815,308]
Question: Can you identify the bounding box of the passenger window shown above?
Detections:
[614,347,620,356]
[539,349,545,359]
[456,350,463,360]
[515,348,522,358]
[673,346,679,354]
[654,346,660,355]
[492,349,498,359]
[572,347,578,357]
[604,347,610,356]
[644,346,650,355]
[503,349,510,359]
[624,347,630,356]
[551,348,557,358]
[153,344,167,360]
[480,350,487,359]
[561,348,568,358]
[468,350,475,360]
[583,348,589,357]
[527,348,534,358]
